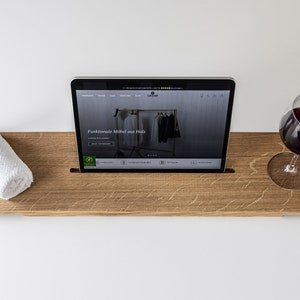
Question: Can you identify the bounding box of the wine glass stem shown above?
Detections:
[285,154,299,173]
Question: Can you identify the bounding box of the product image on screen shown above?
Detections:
[71,78,235,172]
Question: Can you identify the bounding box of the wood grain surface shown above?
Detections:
[0,132,298,216]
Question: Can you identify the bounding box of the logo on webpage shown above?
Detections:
[147,91,158,98]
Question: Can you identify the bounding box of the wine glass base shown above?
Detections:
[268,152,300,190]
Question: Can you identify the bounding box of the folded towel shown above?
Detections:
[0,135,33,200]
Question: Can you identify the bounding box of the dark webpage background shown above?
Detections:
[77,90,230,158]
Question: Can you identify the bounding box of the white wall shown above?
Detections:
[1,1,300,299]
[1,0,300,132]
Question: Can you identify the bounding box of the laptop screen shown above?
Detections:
[71,78,235,172]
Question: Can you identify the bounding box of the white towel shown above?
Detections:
[0,135,33,200]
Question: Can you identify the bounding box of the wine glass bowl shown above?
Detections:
[268,95,300,189]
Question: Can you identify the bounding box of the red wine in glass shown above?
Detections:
[279,107,300,155]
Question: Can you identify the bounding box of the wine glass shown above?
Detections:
[268,95,300,189]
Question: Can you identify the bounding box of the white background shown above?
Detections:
[1,0,300,299]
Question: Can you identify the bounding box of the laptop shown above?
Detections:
[71,77,235,172]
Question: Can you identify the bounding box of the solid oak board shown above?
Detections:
[0,132,297,216]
